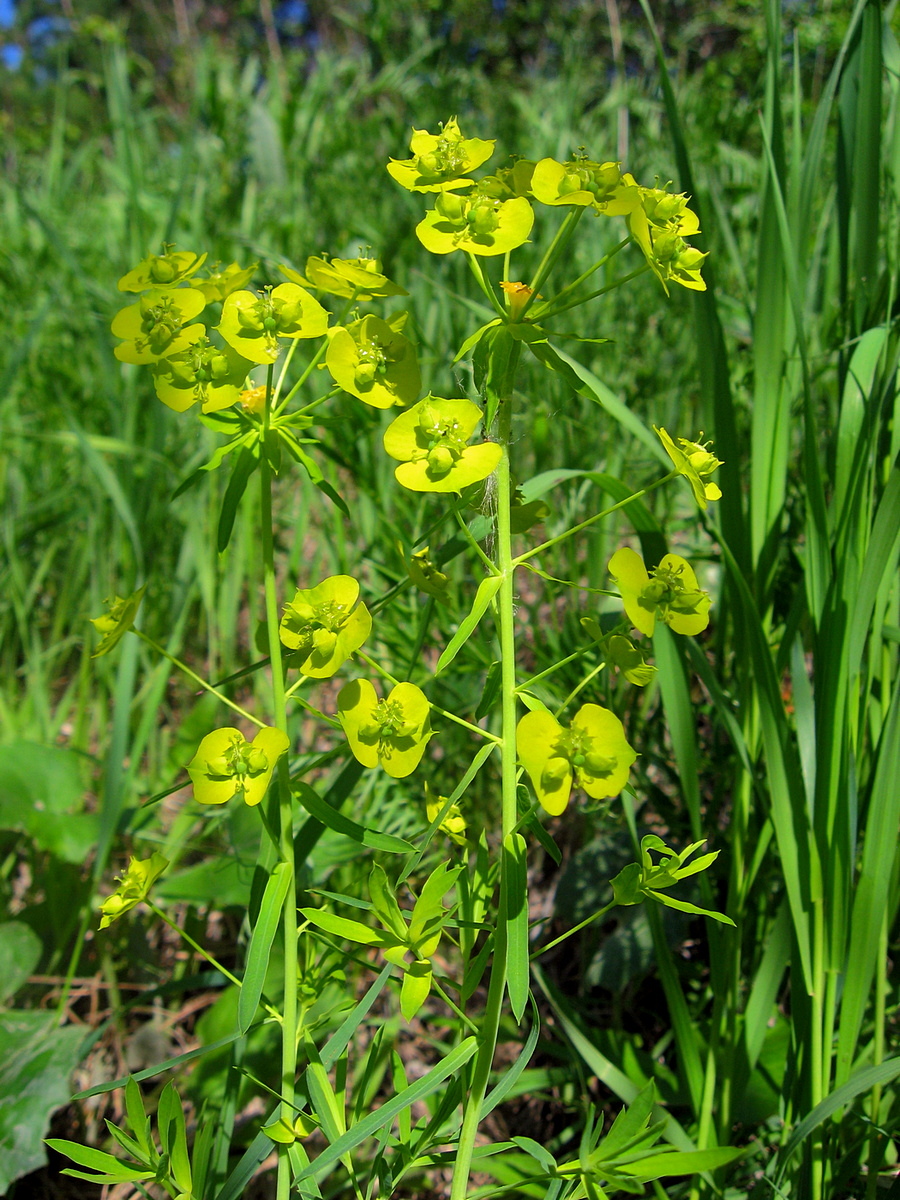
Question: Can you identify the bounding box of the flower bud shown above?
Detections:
[435,192,466,222]
[427,446,454,476]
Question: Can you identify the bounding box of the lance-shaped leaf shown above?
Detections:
[112,288,206,364]
[517,704,637,816]
[383,396,500,494]
[608,547,711,638]
[98,852,169,929]
[417,191,534,257]
[218,283,329,364]
[118,249,207,292]
[325,314,420,409]
[337,679,431,778]
[279,575,372,677]
[387,116,494,192]
[187,726,290,807]
[90,583,147,657]
[150,336,253,414]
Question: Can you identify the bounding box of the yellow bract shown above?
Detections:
[655,426,722,509]
[99,852,169,929]
[337,679,431,778]
[387,117,495,193]
[188,726,290,807]
[383,397,500,493]
[608,547,711,637]
[517,704,636,816]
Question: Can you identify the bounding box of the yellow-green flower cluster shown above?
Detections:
[387,120,707,292]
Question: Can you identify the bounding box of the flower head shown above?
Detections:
[581,619,658,686]
[408,548,451,604]
[387,117,495,193]
[517,703,637,816]
[608,547,711,637]
[99,852,169,929]
[188,726,290,806]
[191,260,258,303]
[111,288,206,364]
[326,314,420,409]
[90,584,147,657]
[425,783,468,846]
[655,426,722,509]
[150,336,252,413]
[338,679,431,778]
[282,255,407,300]
[383,397,501,493]
[531,157,640,216]
[218,283,329,364]
[279,575,372,677]
[118,249,206,292]
[626,182,707,293]
[417,189,534,258]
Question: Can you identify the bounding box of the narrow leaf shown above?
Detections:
[436,574,503,674]
[239,860,292,1033]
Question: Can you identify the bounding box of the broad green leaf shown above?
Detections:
[0,1012,83,1193]
[239,860,292,1033]
[436,573,503,674]
[646,890,735,926]
[0,922,41,1004]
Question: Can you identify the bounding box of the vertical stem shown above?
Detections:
[864,911,889,1200]
[259,365,299,1200]
[450,343,521,1200]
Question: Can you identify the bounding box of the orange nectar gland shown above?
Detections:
[241,385,267,414]
[500,281,540,320]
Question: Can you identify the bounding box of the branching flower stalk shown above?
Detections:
[74,126,732,1200]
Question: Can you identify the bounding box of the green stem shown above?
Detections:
[134,631,265,728]
[536,262,651,321]
[147,902,241,992]
[522,208,586,317]
[273,290,360,416]
[260,365,300,1200]
[865,911,889,1200]
[531,898,616,960]
[464,253,506,317]
[530,237,631,319]
[450,341,522,1200]
[515,474,674,566]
